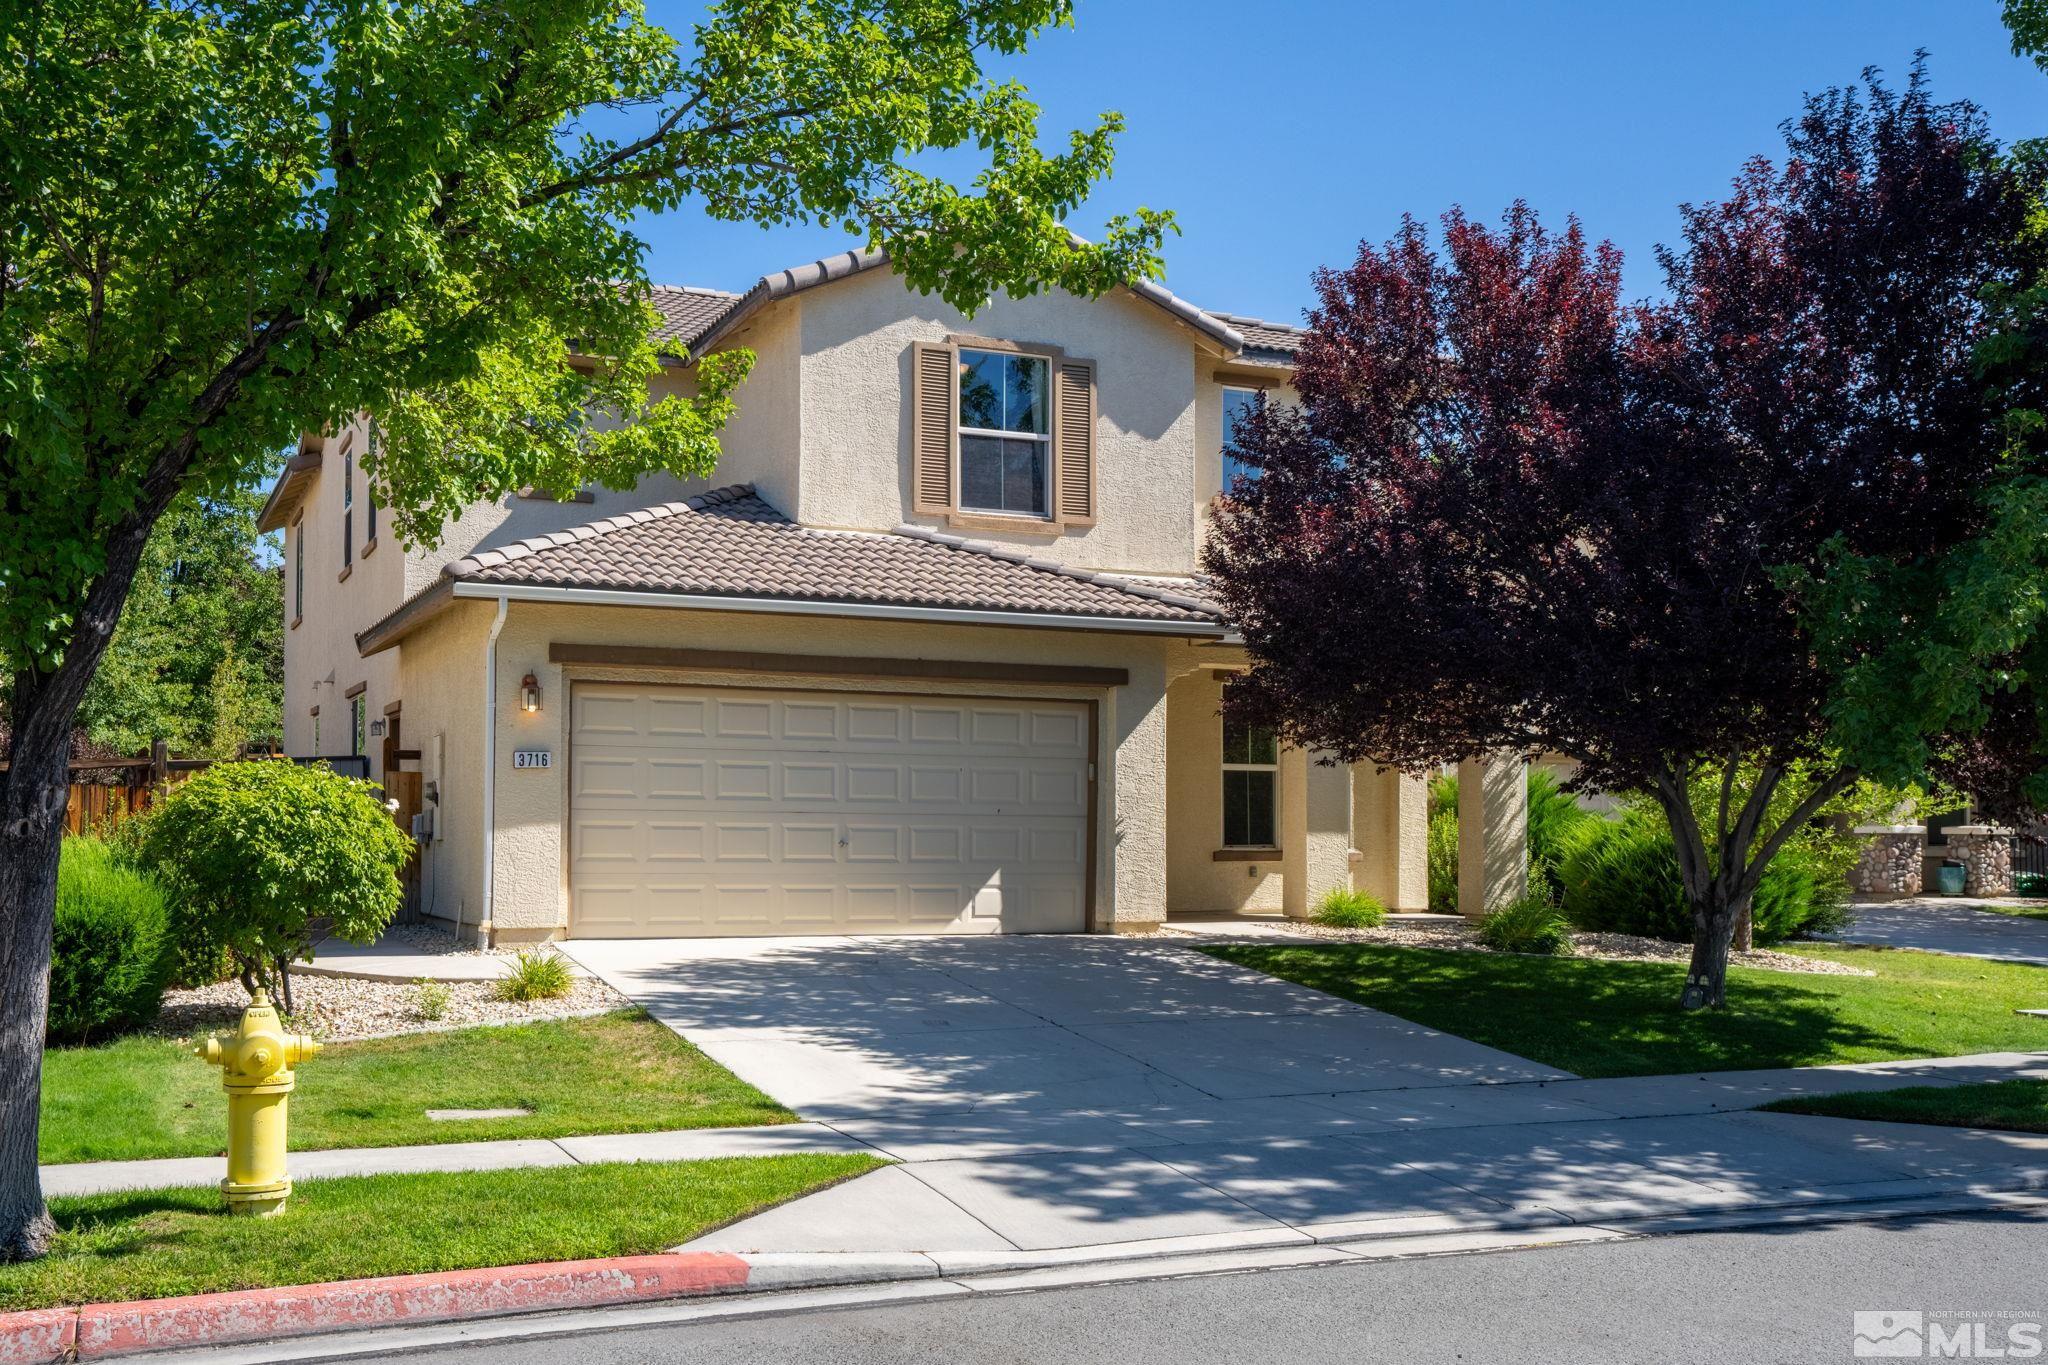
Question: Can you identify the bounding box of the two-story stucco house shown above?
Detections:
[258,248,1437,943]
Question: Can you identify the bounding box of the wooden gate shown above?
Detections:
[382,769,425,920]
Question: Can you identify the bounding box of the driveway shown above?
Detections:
[1829,897,2048,965]
[566,935,2048,1257]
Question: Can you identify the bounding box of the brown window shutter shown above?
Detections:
[1053,357,1097,525]
[910,341,958,515]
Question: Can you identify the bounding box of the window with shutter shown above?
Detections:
[910,340,957,514]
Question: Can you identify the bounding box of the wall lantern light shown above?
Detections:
[520,673,541,714]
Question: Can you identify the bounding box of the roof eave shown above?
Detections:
[255,448,323,534]
[444,579,1228,637]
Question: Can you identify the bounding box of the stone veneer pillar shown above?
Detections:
[1849,825,1925,897]
[1944,825,2014,897]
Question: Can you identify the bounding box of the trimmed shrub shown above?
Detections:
[1312,888,1387,929]
[413,978,451,1022]
[1558,817,1843,946]
[142,760,413,996]
[1427,775,1460,913]
[49,837,173,1044]
[1476,895,1574,956]
[495,949,574,1002]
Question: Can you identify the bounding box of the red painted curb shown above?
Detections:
[0,1307,75,1365]
[0,1252,754,1360]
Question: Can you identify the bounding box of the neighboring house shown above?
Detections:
[258,248,1441,942]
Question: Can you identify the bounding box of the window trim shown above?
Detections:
[955,341,1055,522]
[936,333,1087,535]
[1220,710,1280,850]
[1221,384,1262,493]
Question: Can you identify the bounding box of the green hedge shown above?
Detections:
[49,837,173,1044]
[1558,816,1848,946]
[1427,769,1596,911]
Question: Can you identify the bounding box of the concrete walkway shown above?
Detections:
[1829,897,2048,965]
[562,935,2048,1257]
[296,936,593,983]
[39,1122,868,1199]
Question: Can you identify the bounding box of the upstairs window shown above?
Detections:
[958,348,1049,518]
[341,442,354,569]
[350,693,367,757]
[1221,695,1278,848]
[292,519,304,620]
[365,420,378,545]
[1222,386,1261,490]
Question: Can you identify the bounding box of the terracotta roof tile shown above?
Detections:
[451,486,1222,627]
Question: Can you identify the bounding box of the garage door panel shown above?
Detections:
[570,683,1088,938]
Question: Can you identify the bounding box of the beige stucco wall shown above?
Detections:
[792,269,1210,576]
[390,599,494,932]
[400,599,1203,940]
[280,415,403,776]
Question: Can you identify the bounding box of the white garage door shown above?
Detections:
[568,683,1091,937]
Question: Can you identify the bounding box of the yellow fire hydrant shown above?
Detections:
[195,989,321,1216]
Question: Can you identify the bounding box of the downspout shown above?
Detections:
[474,595,510,948]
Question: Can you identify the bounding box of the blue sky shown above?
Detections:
[634,1,2042,323]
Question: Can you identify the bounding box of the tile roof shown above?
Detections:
[450,485,1223,627]
[639,284,741,349]
[1206,311,1305,359]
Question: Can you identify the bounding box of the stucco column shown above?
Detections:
[1282,749,1353,919]
[1108,656,1171,932]
[1457,753,1527,918]
[1353,765,1430,912]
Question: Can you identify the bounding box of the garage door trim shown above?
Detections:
[564,678,1101,937]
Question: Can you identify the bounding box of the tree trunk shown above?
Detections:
[1679,886,1750,1011]
[0,706,70,1260]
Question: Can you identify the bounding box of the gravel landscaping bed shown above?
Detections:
[1162,919,1873,975]
[154,972,632,1043]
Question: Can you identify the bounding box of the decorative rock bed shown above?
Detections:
[154,972,632,1044]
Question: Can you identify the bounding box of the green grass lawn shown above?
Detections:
[1967,901,2048,922]
[1763,1078,2048,1135]
[0,1155,881,1311]
[41,1010,793,1165]
[1202,943,2048,1078]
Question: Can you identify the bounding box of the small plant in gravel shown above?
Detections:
[412,979,451,1022]
[494,950,574,1003]
[1476,895,1574,956]
[1312,888,1387,929]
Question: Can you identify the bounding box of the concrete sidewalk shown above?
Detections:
[39,1122,871,1199]
[562,934,2048,1259]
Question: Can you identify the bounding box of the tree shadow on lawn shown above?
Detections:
[1200,944,1931,1078]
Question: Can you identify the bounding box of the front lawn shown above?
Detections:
[42,1009,792,1165]
[1965,901,2048,923]
[0,1155,881,1311]
[1202,943,2048,1078]
[1763,1079,2048,1135]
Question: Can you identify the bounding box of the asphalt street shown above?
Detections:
[382,1209,2048,1365]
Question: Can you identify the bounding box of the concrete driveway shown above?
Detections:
[566,935,2048,1258]
[1830,898,2048,965]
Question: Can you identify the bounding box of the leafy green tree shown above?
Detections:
[0,0,1169,1259]
[142,762,412,1011]
[72,488,283,757]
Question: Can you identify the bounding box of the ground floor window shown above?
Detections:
[1221,707,1278,848]
[350,694,367,757]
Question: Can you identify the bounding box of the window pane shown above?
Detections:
[1246,770,1275,845]
[1007,356,1048,434]
[960,350,1005,430]
[1223,719,1249,766]
[960,435,1005,510]
[1224,770,1249,846]
[1222,387,1260,488]
[1222,771,1277,847]
[1002,438,1046,515]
